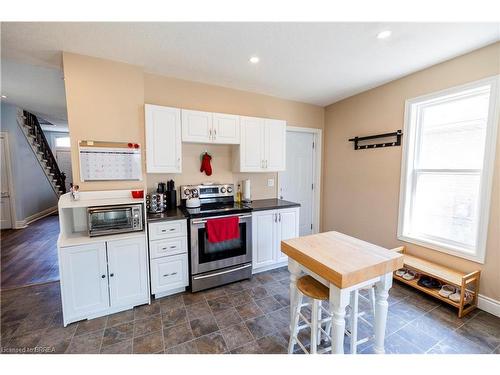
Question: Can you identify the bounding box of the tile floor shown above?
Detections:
[1,267,499,354]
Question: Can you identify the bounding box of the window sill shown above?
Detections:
[397,234,485,264]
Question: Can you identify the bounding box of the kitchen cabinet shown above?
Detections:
[182,109,240,144]
[252,207,299,273]
[59,235,149,326]
[107,237,149,309]
[145,104,182,173]
[235,116,286,172]
[148,219,189,297]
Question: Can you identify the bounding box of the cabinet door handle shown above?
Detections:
[265,160,268,169]
[209,128,212,140]
[213,128,216,140]
[279,213,281,222]
[274,213,277,223]
[101,275,106,279]
[110,273,114,277]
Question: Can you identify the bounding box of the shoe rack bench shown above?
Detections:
[392,247,480,318]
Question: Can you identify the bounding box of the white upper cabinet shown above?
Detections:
[181,109,213,143]
[212,113,240,144]
[182,110,240,144]
[145,104,182,173]
[235,116,286,172]
[265,119,286,171]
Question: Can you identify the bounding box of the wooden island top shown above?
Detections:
[281,231,404,289]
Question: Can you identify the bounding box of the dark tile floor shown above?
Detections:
[1,267,499,354]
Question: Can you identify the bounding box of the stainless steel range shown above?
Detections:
[180,184,252,292]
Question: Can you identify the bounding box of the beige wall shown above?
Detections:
[323,42,500,300]
[143,73,324,200]
[63,52,146,191]
[62,53,324,201]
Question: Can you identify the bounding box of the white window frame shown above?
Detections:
[398,75,499,264]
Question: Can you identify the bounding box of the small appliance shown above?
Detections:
[87,203,144,237]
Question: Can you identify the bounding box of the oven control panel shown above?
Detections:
[180,184,234,200]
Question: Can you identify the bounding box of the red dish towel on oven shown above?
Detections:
[206,216,240,243]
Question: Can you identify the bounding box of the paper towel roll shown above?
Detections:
[242,179,251,202]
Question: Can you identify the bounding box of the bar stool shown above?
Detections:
[288,275,333,354]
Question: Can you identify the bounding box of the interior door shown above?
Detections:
[145,104,182,173]
[107,236,149,309]
[240,116,265,171]
[0,135,12,229]
[59,242,109,320]
[252,210,276,270]
[265,119,286,171]
[181,109,213,143]
[279,131,315,236]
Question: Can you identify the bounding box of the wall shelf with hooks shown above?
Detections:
[348,130,403,150]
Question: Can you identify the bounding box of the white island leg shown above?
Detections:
[288,259,301,333]
[329,284,350,354]
[373,272,392,354]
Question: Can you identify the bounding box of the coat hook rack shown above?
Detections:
[348,130,403,150]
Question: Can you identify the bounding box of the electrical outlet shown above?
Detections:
[267,178,275,187]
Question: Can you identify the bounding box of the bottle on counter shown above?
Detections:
[236,183,242,203]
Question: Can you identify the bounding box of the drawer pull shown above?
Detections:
[163,272,178,277]
[170,245,176,248]
[169,228,175,231]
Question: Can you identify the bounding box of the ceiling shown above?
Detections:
[1,23,499,116]
[1,59,68,128]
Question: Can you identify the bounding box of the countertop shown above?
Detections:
[244,199,300,211]
[147,208,187,222]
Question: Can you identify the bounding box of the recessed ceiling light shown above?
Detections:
[377,30,392,39]
[1,95,6,99]
[249,56,260,64]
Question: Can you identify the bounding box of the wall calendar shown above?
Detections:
[79,140,142,181]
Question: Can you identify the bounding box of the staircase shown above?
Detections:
[16,110,67,196]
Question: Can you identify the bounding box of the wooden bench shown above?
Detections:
[392,247,480,318]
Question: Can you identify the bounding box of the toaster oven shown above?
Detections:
[87,203,144,237]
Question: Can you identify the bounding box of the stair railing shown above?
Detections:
[22,110,67,194]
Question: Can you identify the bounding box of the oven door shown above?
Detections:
[88,205,140,236]
[190,213,252,275]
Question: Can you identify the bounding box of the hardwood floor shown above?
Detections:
[1,214,60,290]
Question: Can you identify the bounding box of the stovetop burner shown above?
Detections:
[180,202,252,218]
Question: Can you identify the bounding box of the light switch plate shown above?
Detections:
[267,178,275,187]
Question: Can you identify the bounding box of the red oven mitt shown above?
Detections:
[200,152,213,176]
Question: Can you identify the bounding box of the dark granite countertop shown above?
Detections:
[147,208,187,222]
[244,199,300,211]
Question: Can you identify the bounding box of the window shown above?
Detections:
[398,76,499,263]
[55,136,70,148]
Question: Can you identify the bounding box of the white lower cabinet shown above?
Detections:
[150,254,189,294]
[148,219,189,298]
[59,235,149,326]
[252,207,299,273]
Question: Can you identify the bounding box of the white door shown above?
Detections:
[212,113,240,144]
[55,149,73,193]
[181,109,213,143]
[265,119,286,171]
[276,208,300,263]
[240,116,265,172]
[0,135,12,229]
[279,131,315,236]
[107,236,149,309]
[150,254,189,294]
[145,104,182,173]
[59,243,109,321]
[252,210,277,270]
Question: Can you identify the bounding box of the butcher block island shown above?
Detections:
[281,231,404,354]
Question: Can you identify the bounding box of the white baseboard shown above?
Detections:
[25,205,57,225]
[478,294,500,317]
[13,206,57,229]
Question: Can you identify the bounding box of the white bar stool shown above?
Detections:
[288,275,333,354]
